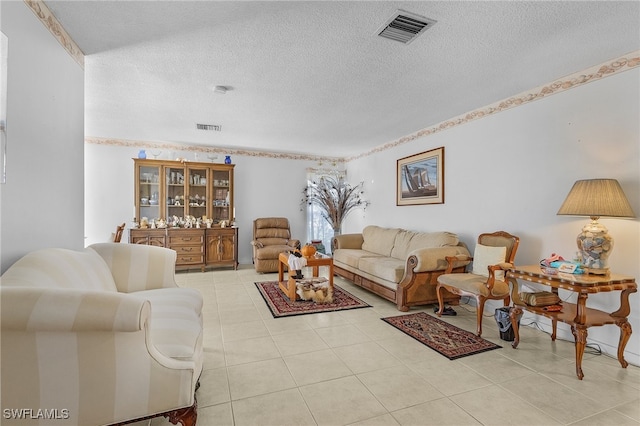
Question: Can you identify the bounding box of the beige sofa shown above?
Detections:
[332,225,470,311]
[0,243,202,426]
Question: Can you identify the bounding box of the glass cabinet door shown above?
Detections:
[136,163,161,223]
[186,166,208,219]
[211,169,232,224]
[165,165,186,219]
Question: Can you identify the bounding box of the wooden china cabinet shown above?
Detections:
[130,158,238,271]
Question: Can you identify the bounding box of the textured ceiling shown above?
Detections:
[44,1,640,158]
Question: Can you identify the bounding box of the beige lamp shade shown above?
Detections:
[557,179,634,274]
[557,179,635,219]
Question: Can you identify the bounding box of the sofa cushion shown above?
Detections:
[358,256,406,284]
[254,236,289,246]
[254,244,293,260]
[437,273,510,297]
[389,230,415,259]
[361,225,402,257]
[472,244,507,280]
[132,288,203,361]
[333,249,383,269]
[391,231,460,260]
[1,248,118,292]
[254,218,291,239]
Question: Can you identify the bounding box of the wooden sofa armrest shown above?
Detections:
[332,233,364,250]
[410,246,472,273]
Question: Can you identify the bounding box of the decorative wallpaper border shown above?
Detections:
[84,137,346,164]
[347,51,640,162]
[87,51,639,164]
[27,2,639,161]
[25,0,84,68]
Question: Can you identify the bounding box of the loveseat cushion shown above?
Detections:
[333,249,383,269]
[361,225,402,257]
[1,248,118,292]
[132,288,203,361]
[358,256,406,284]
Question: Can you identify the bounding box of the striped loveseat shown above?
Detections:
[0,243,203,426]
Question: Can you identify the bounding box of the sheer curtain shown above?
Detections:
[305,167,346,254]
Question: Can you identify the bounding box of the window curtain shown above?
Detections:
[305,167,346,254]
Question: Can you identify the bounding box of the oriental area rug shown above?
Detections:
[382,312,501,360]
[256,281,370,318]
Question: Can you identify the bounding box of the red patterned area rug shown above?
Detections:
[256,281,371,318]
[382,312,501,360]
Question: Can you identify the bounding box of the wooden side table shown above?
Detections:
[507,265,636,380]
[278,252,334,301]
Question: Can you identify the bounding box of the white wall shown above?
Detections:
[85,67,638,365]
[84,144,318,264]
[0,2,84,273]
[345,68,640,365]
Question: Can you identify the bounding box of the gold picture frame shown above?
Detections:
[397,147,444,206]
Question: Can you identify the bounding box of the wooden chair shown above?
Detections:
[112,223,125,243]
[436,231,520,336]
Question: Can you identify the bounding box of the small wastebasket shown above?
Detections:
[494,307,522,342]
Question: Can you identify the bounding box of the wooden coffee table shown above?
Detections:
[278,252,334,301]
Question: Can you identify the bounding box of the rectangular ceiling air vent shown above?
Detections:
[196,123,221,132]
[377,10,436,44]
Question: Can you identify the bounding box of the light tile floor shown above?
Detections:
[148,266,640,426]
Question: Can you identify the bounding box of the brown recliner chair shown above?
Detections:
[251,217,300,273]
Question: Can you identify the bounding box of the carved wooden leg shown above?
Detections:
[616,320,632,369]
[509,306,522,349]
[550,318,557,341]
[435,284,445,316]
[476,297,485,337]
[573,326,587,380]
[164,400,197,426]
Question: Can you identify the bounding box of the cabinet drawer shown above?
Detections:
[169,234,204,245]
[175,254,205,265]
[173,245,204,255]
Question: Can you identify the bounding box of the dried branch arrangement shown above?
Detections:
[302,175,369,234]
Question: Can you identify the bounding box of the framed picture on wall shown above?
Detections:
[396,147,444,206]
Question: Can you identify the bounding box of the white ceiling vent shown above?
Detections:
[377,10,436,44]
[196,123,221,132]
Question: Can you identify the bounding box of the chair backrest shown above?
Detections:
[478,231,519,263]
[112,223,126,243]
[253,217,291,245]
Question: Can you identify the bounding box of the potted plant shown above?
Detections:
[302,175,369,236]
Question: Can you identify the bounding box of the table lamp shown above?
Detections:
[557,179,635,274]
